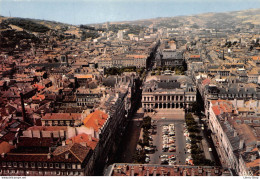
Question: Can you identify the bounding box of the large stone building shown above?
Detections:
[142,75,196,112]
[105,163,232,176]
[155,49,184,68]
[208,100,260,176]
[97,55,147,69]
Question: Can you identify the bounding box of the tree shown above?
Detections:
[138,139,145,149]
[142,116,151,129]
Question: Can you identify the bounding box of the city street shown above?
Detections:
[114,108,144,163]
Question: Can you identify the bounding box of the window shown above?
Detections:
[77,164,81,169]
[13,162,17,167]
[7,162,12,167]
[2,162,6,167]
[31,162,35,168]
[37,162,42,168]
[61,163,65,169]
[66,164,71,169]
[49,163,53,168]
[55,163,59,168]
[72,164,76,169]
[43,163,47,168]
[18,162,23,168]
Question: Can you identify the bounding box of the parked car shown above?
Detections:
[145,157,150,163]
[168,155,176,160]
[169,132,175,136]
[169,160,177,166]
[169,147,176,152]
[161,159,168,165]
[160,154,169,158]
[163,139,168,144]
[169,144,176,148]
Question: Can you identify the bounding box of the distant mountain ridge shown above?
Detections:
[0,8,260,29]
[106,8,260,29]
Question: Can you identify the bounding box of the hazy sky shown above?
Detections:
[1,0,260,24]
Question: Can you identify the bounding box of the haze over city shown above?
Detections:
[0,0,260,24]
[0,0,260,177]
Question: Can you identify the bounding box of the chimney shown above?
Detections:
[153,168,157,176]
[20,93,27,123]
[65,153,70,159]
[161,168,165,176]
[214,167,219,174]
[233,127,239,136]
[146,168,150,176]
[183,169,187,176]
[174,166,179,173]
[88,135,92,141]
[123,164,128,173]
[251,154,257,161]
[198,167,203,174]
[239,139,244,149]
[139,165,143,175]
[1,153,6,158]
[191,168,195,176]
[47,153,52,159]
[8,140,14,145]
[130,166,135,176]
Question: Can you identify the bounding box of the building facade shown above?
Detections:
[142,75,196,112]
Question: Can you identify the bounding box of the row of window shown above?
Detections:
[143,96,195,101]
[1,162,81,170]
[0,169,84,176]
[77,98,96,102]
[218,93,254,98]
[44,120,74,126]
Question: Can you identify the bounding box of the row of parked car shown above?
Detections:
[160,154,177,165]
[162,124,176,153]
[144,125,157,163]
[160,124,177,165]
[183,123,194,165]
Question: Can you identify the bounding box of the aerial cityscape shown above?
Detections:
[0,0,260,177]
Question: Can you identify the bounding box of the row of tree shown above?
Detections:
[185,113,215,166]
[133,116,152,163]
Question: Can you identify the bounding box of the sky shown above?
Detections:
[0,0,260,25]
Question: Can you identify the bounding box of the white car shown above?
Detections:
[163,144,169,149]
[163,139,168,144]
[169,160,177,166]
[169,132,175,136]
[168,138,175,144]
[160,155,168,158]
[162,134,168,138]
[145,157,150,163]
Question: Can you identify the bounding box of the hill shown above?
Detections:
[114,8,260,29]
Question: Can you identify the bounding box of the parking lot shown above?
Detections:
[147,119,187,165]
[142,108,187,166]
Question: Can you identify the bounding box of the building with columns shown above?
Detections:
[142,75,196,112]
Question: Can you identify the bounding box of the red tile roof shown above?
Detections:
[190,55,200,58]
[202,78,211,85]
[32,94,45,101]
[66,133,98,150]
[27,126,67,131]
[83,110,108,131]
[42,113,82,120]
[0,141,14,154]
[212,106,221,116]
